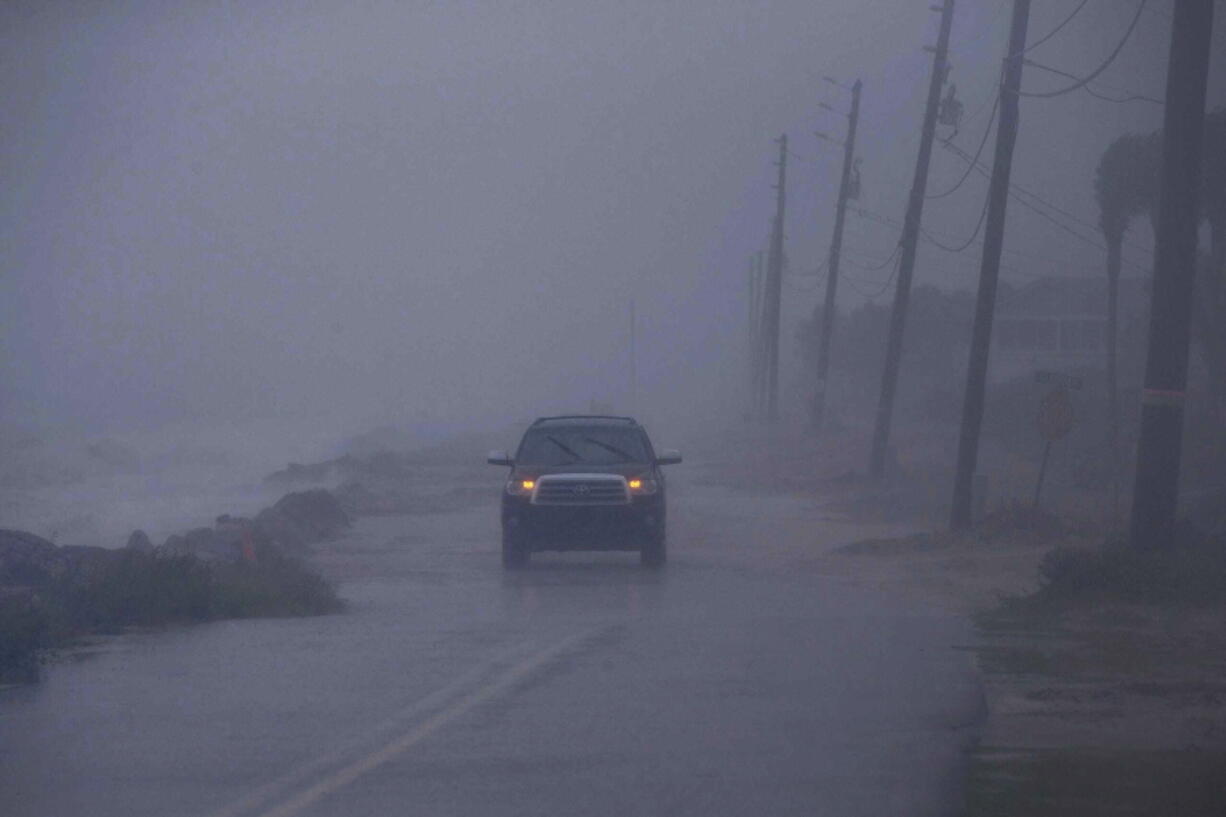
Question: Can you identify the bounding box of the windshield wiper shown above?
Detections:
[581,437,633,462]
[545,435,582,461]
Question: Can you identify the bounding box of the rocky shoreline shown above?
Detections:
[0,489,350,684]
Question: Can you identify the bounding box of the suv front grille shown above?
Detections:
[532,474,630,506]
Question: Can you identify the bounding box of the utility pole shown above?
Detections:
[1130,0,1216,549]
[748,253,764,403]
[763,135,788,423]
[812,78,863,432]
[868,0,954,478]
[1106,240,1121,449]
[629,298,637,413]
[750,252,768,418]
[949,0,1030,531]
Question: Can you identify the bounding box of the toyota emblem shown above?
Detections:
[572,485,591,496]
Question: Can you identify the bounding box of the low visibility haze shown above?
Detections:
[8,5,1226,813]
[2,1,1223,439]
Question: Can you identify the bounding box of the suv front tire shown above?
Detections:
[502,530,530,569]
[639,531,666,568]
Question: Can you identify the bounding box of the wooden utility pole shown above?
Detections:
[1106,240,1121,448]
[812,78,863,432]
[748,253,764,411]
[1130,0,1216,548]
[869,0,955,478]
[752,249,771,420]
[763,135,788,423]
[949,0,1030,530]
[629,298,637,413]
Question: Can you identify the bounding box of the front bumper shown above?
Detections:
[501,496,664,551]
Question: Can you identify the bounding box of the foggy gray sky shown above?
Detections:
[3,1,1224,437]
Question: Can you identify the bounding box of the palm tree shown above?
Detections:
[1096,109,1226,427]
[1095,132,1157,444]
[1192,108,1226,412]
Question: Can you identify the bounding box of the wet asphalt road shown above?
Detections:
[1,479,982,816]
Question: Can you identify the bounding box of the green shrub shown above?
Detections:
[65,548,342,629]
[209,545,343,618]
[1,547,342,680]
[63,551,214,631]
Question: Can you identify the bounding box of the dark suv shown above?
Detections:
[487,416,681,568]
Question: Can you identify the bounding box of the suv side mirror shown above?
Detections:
[487,449,513,466]
[656,449,682,466]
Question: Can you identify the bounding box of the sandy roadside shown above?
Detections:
[811,519,1226,816]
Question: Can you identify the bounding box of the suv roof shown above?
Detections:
[530,415,639,427]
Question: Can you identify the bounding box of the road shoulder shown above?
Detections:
[820,521,1226,816]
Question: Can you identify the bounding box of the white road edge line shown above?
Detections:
[203,640,534,817]
[242,625,607,817]
[204,631,590,817]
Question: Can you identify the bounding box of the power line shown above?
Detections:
[841,243,898,263]
[921,191,991,252]
[940,140,1156,259]
[1018,0,1148,98]
[1024,57,1162,104]
[1006,187,1114,254]
[928,91,999,199]
[786,257,829,278]
[942,142,1096,230]
[1017,0,1090,55]
[856,194,1151,279]
[838,251,1116,308]
[1083,84,1162,105]
[843,252,903,300]
[846,243,901,272]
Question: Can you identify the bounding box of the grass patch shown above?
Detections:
[64,546,341,630]
[1022,524,1226,609]
[208,545,343,618]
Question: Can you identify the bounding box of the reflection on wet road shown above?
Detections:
[1,480,981,816]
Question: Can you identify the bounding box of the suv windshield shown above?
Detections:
[516,426,650,466]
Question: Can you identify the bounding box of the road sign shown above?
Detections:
[1037,386,1075,442]
[1034,370,1083,390]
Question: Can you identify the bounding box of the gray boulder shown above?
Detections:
[183,527,240,562]
[214,515,267,559]
[126,529,154,552]
[253,507,308,553]
[270,490,350,541]
[0,529,61,587]
[159,534,189,556]
[0,530,114,590]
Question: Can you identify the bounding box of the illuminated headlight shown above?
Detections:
[506,478,536,496]
[628,477,659,495]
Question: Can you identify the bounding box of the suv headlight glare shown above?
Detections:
[506,479,535,496]
[628,476,658,494]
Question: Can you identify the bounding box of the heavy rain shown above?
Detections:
[3,2,1226,814]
